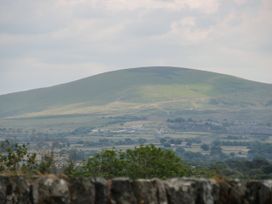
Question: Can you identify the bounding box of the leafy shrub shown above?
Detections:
[69,145,191,179]
[0,140,37,173]
[0,140,56,175]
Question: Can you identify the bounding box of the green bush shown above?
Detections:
[71,145,191,179]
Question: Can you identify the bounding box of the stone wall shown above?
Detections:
[0,175,272,204]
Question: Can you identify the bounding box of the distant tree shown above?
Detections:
[201,144,210,151]
[210,145,223,155]
[138,138,147,145]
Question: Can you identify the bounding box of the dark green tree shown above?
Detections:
[124,145,190,178]
[78,145,190,179]
[201,144,210,151]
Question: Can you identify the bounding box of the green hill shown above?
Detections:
[0,66,272,118]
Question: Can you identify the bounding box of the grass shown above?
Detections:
[137,84,212,101]
[1,66,272,119]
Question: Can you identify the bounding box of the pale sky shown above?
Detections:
[0,0,272,95]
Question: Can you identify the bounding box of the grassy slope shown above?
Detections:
[0,66,271,118]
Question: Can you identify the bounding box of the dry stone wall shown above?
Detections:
[0,175,272,204]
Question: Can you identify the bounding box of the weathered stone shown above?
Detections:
[69,177,95,204]
[245,180,272,204]
[152,179,168,204]
[165,178,197,204]
[132,179,167,204]
[33,175,70,204]
[210,179,220,204]
[194,179,216,204]
[0,176,272,203]
[0,176,32,204]
[110,178,137,204]
[92,178,110,204]
[164,178,216,204]
[216,179,246,204]
[0,176,9,204]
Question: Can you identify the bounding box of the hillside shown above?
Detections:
[1,66,272,164]
[0,66,272,118]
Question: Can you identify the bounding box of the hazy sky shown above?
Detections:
[0,0,271,95]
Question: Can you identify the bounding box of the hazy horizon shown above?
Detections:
[1,65,272,96]
[1,0,272,95]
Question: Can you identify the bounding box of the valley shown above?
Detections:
[0,67,272,167]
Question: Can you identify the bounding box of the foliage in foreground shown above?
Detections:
[0,140,56,175]
[5,141,271,179]
[0,141,37,173]
[69,145,193,178]
[0,141,211,178]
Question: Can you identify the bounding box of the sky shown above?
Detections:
[0,0,271,95]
